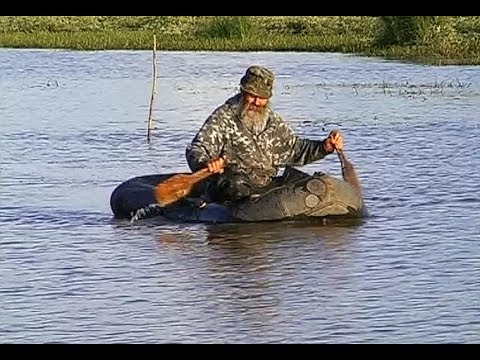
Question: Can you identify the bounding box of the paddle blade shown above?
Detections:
[154,168,211,207]
[336,148,363,196]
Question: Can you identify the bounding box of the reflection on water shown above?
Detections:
[1,49,479,343]
[151,221,364,343]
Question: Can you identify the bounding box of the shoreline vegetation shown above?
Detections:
[1,16,480,65]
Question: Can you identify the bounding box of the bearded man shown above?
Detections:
[186,65,344,203]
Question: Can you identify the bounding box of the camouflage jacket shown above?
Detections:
[186,93,331,188]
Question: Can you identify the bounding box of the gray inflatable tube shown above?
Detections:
[110,168,367,224]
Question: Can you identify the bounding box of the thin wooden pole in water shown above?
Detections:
[147,34,157,143]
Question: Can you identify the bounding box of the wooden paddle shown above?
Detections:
[335,146,363,196]
[154,167,214,207]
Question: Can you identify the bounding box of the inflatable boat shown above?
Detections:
[110,166,367,224]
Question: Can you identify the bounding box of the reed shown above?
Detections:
[0,16,479,65]
[199,16,254,40]
[376,16,439,46]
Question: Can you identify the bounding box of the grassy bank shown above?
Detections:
[1,16,479,65]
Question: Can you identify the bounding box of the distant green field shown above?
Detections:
[1,16,479,65]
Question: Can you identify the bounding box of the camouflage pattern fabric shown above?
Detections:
[186,93,331,199]
[240,65,275,98]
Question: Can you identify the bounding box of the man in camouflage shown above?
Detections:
[186,65,344,202]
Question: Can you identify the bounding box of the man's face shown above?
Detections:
[244,92,269,107]
[240,92,270,134]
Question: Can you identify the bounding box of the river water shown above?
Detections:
[1,49,479,343]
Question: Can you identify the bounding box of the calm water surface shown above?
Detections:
[1,49,479,343]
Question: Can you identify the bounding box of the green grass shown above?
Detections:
[1,16,479,65]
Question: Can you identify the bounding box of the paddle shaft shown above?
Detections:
[184,167,212,183]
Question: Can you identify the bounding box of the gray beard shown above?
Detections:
[240,105,269,135]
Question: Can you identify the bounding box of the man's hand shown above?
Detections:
[207,156,226,174]
[324,129,344,153]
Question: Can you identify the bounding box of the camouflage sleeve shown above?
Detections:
[273,114,331,166]
[288,136,331,166]
[186,106,228,172]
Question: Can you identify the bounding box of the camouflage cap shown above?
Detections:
[240,65,275,99]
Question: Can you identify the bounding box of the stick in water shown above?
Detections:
[147,34,157,142]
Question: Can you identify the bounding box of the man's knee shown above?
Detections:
[218,176,254,200]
